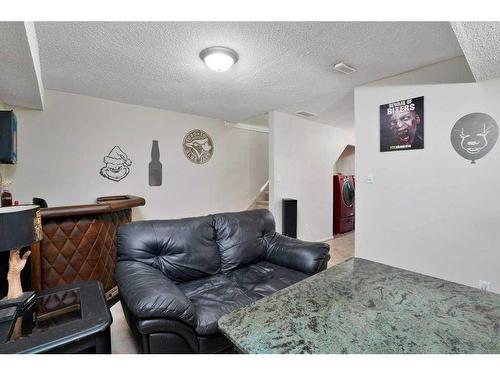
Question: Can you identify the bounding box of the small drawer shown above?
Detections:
[337,216,355,234]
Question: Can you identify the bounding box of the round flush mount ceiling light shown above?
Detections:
[200,46,239,72]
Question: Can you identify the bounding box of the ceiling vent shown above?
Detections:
[332,61,356,74]
[295,111,316,118]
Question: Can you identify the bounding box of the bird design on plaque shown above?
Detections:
[182,129,214,164]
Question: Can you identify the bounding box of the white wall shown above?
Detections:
[1,90,268,220]
[355,77,500,293]
[367,56,475,87]
[269,111,355,241]
[334,145,355,175]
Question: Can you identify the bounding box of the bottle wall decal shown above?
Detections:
[149,140,162,186]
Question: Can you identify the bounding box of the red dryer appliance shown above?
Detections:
[333,174,355,235]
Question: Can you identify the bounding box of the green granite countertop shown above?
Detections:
[218,258,500,354]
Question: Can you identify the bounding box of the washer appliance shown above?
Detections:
[333,174,355,234]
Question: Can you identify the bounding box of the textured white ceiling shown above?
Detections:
[292,55,475,128]
[0,22,44,110]
[34,22,463,123]
[451,22,500,82]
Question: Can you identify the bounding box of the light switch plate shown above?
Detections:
[479,280,491,292]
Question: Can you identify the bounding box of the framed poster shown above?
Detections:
[380,96,424,152]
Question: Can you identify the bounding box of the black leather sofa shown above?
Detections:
[115,209,330,353]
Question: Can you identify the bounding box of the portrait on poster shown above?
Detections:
[380,96,424,152]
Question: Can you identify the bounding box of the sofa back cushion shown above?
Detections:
[213,209,275,273]
[117,216,220,283]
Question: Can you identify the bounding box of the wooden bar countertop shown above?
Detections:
[40,195,145,219]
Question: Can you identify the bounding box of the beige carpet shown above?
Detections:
[110,230,355,353]
[325,230,355,267]
[110,302,139,354]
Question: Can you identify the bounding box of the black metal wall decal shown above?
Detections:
[183,129,214,164]
[149,140,162,186]
[100,145,132,182]
[450,113,498,164]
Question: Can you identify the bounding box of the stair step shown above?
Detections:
[247,184,270,211]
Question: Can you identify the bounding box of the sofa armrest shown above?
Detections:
[115,261,196,326]
[265,233,330,275]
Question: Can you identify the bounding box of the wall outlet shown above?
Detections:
[479,280,491,292]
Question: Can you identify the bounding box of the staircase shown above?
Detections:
[249,181,269,210]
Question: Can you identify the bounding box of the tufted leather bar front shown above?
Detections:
[30,195,145,302]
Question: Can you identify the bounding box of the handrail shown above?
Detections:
[259,180,269,193]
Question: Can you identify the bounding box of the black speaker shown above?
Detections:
[282,198,297,238]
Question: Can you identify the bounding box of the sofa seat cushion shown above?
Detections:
[178,274,256,335]
[225,261,309,299]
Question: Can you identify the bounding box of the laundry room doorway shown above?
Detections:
[328,144,355,267]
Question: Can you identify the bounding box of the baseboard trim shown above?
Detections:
[318,236,333,243]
